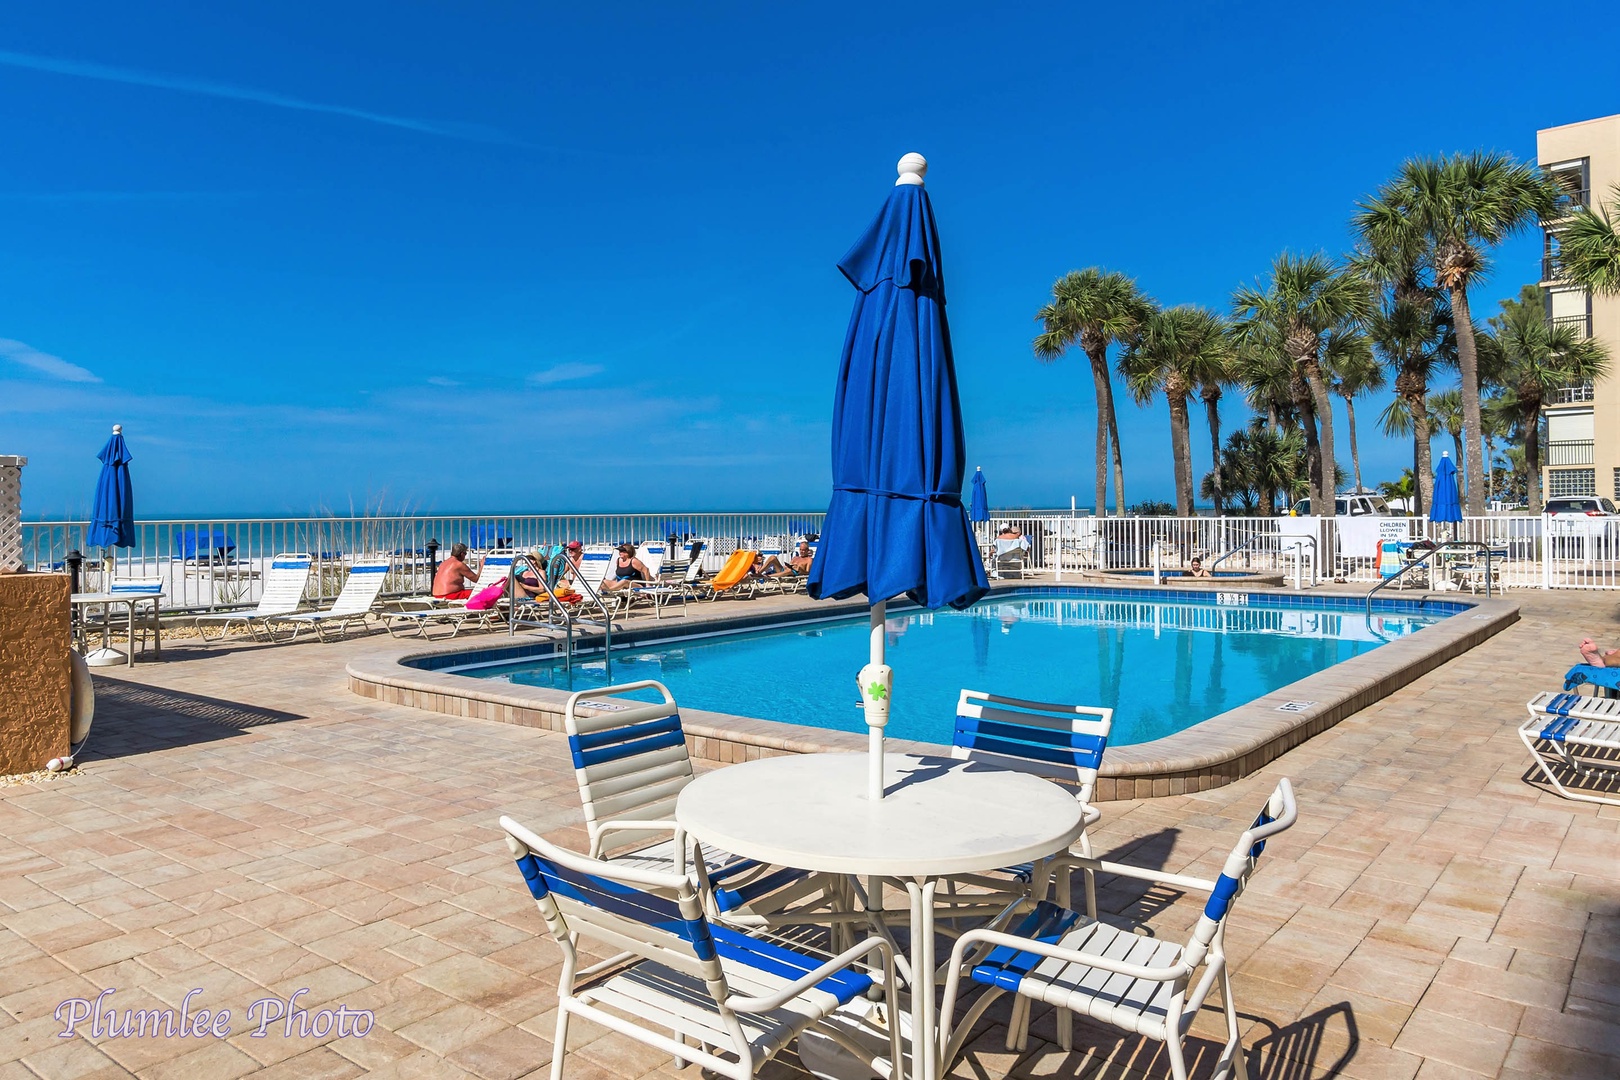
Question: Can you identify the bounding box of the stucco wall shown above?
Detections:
[0,573,71,774]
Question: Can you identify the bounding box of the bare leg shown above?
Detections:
[1580,639,1604,666]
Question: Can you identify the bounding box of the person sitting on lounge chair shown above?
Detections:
[750,553,791,580]
[433,543,479,599]
[517,542,582,602]
[1579,638,1620,667]
[600,543,652,594]
[996,522,1029,550]
[789,541,815,575]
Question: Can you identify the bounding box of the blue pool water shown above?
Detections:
[462,590,1451,747]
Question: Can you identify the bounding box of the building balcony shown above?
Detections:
[1542,187,1591,223]
[1551,312,1592,339]
[1548,383,1595,405]
[1546,439,1596,467]
[1542,254,1567,283]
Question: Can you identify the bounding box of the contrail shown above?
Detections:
[0,48,521,145]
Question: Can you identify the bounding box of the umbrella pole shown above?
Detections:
[861,600,891,802]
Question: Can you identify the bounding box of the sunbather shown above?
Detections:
[516,542,583,601]
[1579,639,1620,667]
[790,541,814,575]
[600,543,652,593]
[750,553,791,580]
[433,543,479,599]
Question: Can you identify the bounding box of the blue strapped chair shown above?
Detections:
[936,690,1112,917]
[1520,689,1620,806]
[938,778,1296,1080]
[273,556,392,641]
[500,818,902,1080]
[563,682,831,924]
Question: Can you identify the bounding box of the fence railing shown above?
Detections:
[25,508,1619,612]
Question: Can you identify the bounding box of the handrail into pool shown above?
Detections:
[1364,541,1496,611]
[504,551,617,676]
[1211,534,1316,590]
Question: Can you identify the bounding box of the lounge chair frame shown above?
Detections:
[1520,690,1620,806]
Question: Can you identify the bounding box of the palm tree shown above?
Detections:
[1557,183,1620,296]
[1232,253,1371,516]
[1195,337,1239,517]
[1476,287,1610,509]
[1034,269,1154,516]
[1322,328,1382,492]
[1214,419,1301,516]
[1353,194,1455,517]
[1428,388,1466,470]
[1121,306,1232,516]
[1365,153,1558,514]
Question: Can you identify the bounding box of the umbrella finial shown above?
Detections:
[112,424,122,434]
[896,153,927,187]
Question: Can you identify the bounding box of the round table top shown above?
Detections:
[675,752,1085,878]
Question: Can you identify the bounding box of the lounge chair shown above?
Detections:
[700,549,758,600]
[629,557,705,618]
[194,552,312,641]
[992,538,1030,579]
[938,778,1297,1080]
[561,681,827,923]
[1520,689,1620,806]
[384,551,516,638]
[937,690,1112,918]
[272,556,390,641]
[498,818,902,1080]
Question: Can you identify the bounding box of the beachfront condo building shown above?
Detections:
[1538,113,1620,507]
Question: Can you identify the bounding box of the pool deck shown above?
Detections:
[1,584,1618,1078]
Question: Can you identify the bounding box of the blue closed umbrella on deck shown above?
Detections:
[1431,452,1462,528]
[970,467,989,523]
[808,153,988,800]
[87,424,135,549]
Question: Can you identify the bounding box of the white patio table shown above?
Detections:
[675,751,1085,1080]
[71,590,162,668]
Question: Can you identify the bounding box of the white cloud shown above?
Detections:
[426,376,461,387]
[0,339,101,383]
[526,362,604,387]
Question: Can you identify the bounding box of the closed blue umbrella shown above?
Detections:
[1431,452,1462,527]
[970,467,989,523]
[87,425,135,549]
[808,153,988,799]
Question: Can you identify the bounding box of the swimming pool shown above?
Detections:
[455,590,1454,747]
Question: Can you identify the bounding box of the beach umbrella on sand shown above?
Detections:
[970,467,989,523]
[807,153,989,801]
[1431,451,1462,538]
[88,425,135,551]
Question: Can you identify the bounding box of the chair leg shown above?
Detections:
[550,1006,571,1080]
[1214,966,1249,1080]
[1005,995,1031,1052]
[1165,1030,1190,1080]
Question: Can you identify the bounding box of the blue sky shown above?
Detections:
[3,2,1616,518]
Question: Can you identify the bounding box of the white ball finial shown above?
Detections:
[112,424,122,434]
[896,153,927,186]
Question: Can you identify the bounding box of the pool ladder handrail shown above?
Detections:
[1364,540,1495,611]
[505,552,616,676]
[1209,533,1318,589]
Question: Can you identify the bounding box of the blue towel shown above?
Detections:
[1564,665,1620,695]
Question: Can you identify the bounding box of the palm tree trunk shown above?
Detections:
[1345,396,1362,492]
[1085,346,1112,516]
[1523,403,1543,511]
[1450,285,1487,516]
[1203,392,1223,516]
[1107,402,1127,516]
[1169,393,1193,517]
[1301,356,1337,515]
[1290,372,1324,511]
[1450,431,1464,471]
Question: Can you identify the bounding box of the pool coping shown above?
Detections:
[346,582,1520,800]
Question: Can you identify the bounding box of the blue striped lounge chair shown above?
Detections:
[194,552,312,642]
[273,556,391,641]
[937,778,1297,1080]
[935,690,1112,919]
[1520,689,1620,806]
[563,681,828,924]
[499,818,903,1080]
[385,551,517,638]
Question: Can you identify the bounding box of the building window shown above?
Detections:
[1614,468,1620,500]
[1549,468,1596,497]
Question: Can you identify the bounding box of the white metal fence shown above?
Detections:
[23,508,1618,614]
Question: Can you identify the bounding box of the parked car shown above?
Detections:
[1543,496,1617,518]
[1544,496,1617,556]
[1289,492,1392,517]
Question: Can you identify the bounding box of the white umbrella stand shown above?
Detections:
[858,599,894,801]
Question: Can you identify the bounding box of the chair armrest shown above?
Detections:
[727,936,892,1013]
[947,925,1193,984]
[1050,855,1218,895]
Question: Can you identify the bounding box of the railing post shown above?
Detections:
[65,550,83,595]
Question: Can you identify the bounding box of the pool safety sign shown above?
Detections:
[1275,701,1318,713]
[1216,592,1248,605]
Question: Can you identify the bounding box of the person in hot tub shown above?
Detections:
[1187,556,1211,578]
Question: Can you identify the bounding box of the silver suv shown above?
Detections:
[1289,492,1392,517]
[1545,496,1617,554]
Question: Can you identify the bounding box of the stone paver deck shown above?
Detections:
[2,588,1619,1079]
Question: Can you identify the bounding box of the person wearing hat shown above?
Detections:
[516,541,584,602]
[600,542,652,594]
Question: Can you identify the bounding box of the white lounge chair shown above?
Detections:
[498,819,903,1080]
[938,778,1297,1080]
[273,556,390,641]
[630,558,705,618]
[1520,690,1620,806]
[194,552,312,641]
[992,537,1030,579]
[385,551,516,638]
[939,690,1112,917]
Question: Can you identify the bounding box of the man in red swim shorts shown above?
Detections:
[433,543,479,599]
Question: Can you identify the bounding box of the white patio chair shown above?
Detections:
[563,682,830,922]
[938,778,1297,1080]
[273,556,391,641]
[629,557,705,618]
[936,690,1112,917]
[499,818,903,1080]
[384,551,516,637]
[194,552,312,642]
[1520,690,1620,806]
[104,576,164,657]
